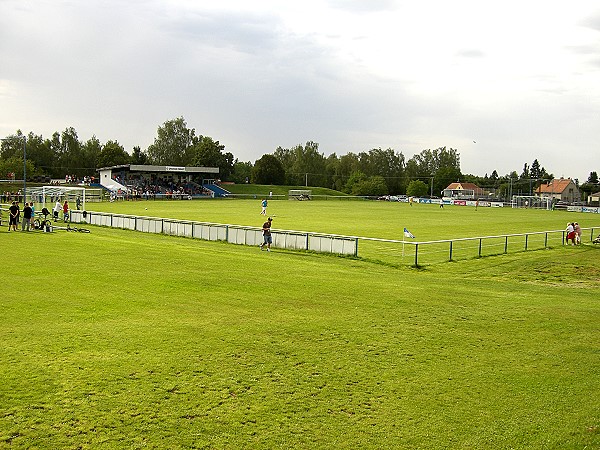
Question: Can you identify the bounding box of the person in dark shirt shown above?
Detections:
[22,202,32,231]
[8,201,18,231]
[259,217,273,252]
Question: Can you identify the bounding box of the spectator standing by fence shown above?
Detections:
[566,222,575,245]
[30,202,35,222]
[22,203,32,231]
[8,201,18,231]
[53,200,61,221]
[63,200,69,222]
[574,222,582,245]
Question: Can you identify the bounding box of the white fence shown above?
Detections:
[69,210,358,256]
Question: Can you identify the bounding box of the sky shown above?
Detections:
[1,0,599,181]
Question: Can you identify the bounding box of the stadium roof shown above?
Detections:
[97,164,219,174]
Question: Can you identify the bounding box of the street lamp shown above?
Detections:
[1,135,27,202]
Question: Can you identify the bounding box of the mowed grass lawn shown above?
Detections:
[86,197,599,242]
[1,199,600,449]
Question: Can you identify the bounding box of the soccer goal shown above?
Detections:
[512,195,552,210]
[28,186,89,210]
[289,189,312,200]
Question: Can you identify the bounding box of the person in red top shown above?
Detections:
[63,200,69,222]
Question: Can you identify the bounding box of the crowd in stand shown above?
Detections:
[110,174,213,200]
[64,174,95,185]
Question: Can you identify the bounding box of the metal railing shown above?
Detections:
[69,210,359,256]
[4,206,597,265]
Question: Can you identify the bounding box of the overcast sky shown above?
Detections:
[1,0,599,181]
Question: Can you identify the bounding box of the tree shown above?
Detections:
[191,136,234,180]
[587,171,599,184]
[98,141,130,168]
[230,160,253,184]
[407,147,460,178]
[81,136,102,172]
[344,170,368,194]
[434,166,461,196]
[356,148,405,194]
[146,117,196,165]
[274,141,327,187]
[520,163,529,180]
[252,154,285,185]
[0,156,36,180]
[57,127,85,177]
[530,159,541,179]
[350,175,388,196]
[131,146,148,165]
[406,180,428,197]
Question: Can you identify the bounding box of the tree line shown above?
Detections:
[1,116,597,198]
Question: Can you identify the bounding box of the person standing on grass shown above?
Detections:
[565,222,575,245]
[53,200,61,221]
[259,217,273,252]
[574,222,582,245]
[22,202,32,231]
[8,201,18,231]
[260,198,268,215]
[63,200,69,222]
[30,202,35,223]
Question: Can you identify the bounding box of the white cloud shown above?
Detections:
[0,0,599,180]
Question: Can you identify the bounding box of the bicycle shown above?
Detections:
[33,214,53,232]
[52,224,91,233]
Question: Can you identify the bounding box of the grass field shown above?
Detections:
[2,198,600,449]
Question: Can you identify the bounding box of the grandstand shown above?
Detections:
[97,164,222,198]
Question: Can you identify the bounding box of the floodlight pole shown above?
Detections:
[22,136,27,203]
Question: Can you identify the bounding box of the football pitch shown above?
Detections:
[2,199,599,448]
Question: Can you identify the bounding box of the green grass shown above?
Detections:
[1,200,600,449]
[222,183,345,197]
[86,197,599,241]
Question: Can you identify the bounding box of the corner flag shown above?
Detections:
[404,228,415,239]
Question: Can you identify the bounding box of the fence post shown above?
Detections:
[525,234,528,250]
[449,240,453,261]
[414,243,419,266]
[478,238,482,257]
[544,232,548,248]
[504,236,508,253]
[354,238,359,257]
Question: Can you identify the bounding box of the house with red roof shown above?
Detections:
[442,182,485,199]
[534,178,580,203]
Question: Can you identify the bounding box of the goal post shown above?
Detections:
[288,189,312,200]
[512,195,552,210]
[28,186,89,210]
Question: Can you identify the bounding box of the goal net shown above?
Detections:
[512,195,552,210]
[28,186,89,210]
[289,189,312,200]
